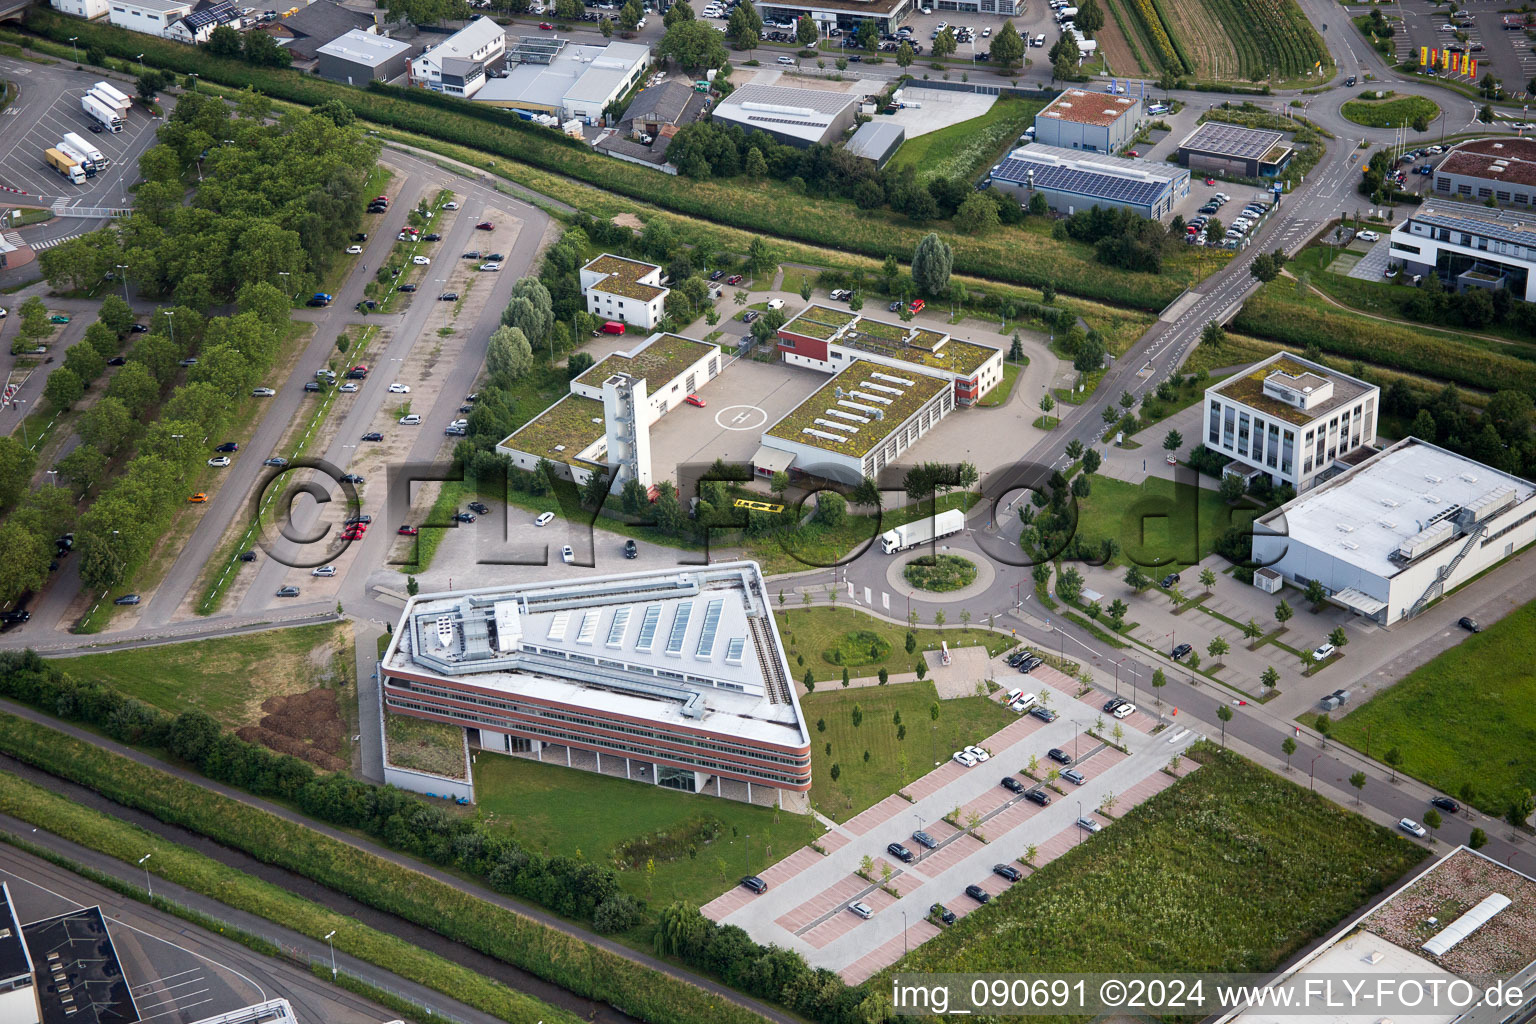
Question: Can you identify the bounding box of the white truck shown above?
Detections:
[81,94,123,133]
[90,80,133,113]
[44,148,86,185]
[879,508,965,554]
[62,132,108,169]
[55,140,96,177]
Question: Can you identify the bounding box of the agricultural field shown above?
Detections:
[1341,93,1441,128]
[887,746,1426,982]
[1122,0,1330,84]
[887,97,1045,185]
[1098,0,1153,75]
[1329,598,1536,820]
[803,680,1017,821]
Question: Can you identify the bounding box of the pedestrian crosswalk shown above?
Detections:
[29,232,82,252]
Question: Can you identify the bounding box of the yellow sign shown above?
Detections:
[1420,45,1428,65]
[733,498,785,513]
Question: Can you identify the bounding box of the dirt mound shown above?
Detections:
[236,686,348,771]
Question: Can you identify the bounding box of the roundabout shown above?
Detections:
[883,545,998,605]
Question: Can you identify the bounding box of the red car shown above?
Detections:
[538,21,553,28]
[1204,177,1216,186]
[373,195,389,204]
[726,274,743,285]
[684,393,706,407]
[476,221,495,230]
[909,298,925,313]
[341,528,365,541]
[397,525,419,535]
[1127,149,1139,157]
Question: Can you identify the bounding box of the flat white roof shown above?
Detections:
[384,562,806,749]
[479,41,647,109]
[418,15,502,61]
[1258,438,1536,579]
[316,28,410,64]
[714,83,858,143]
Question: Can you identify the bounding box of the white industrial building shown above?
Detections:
[1204,353,1378,493]
[1389,199,1536,302]
[1251,438,1536,624]
[1032,88,1142,153]
[106,0,192,37]
[989,144,1190,221]
[580,253,669,329]
[409,16,505,98]
[49,0,111,20]
[474,39,649,123]
[711,82,860,148]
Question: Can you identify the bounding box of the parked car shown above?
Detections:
[312,565,337,577]
[207,456,231,467]
[952,750,978,768]
[453,512,476,523]
[1160,572,1180,588]
[933,904,956,925]
[1430,796,1460,813]
[739,875,768,894]
[113,594,141,605]
[1028,705,1058,723]
[1076,816,1102,834]
[1000,776,1024,794]
[684,393,706,407]
[964,884,990,904]
[476,221,495,230]
[710,269,725,280]
[847,901,873,920]
[727,275,743,285]
[439,292,459,301]
[340,474,364,484]
[1358,230,1381,242]
[1312,642,1336,661]
[263,457,289,467]
[964,745,990,763]
[1171,642,1193,660]
[389,383,411,393]
[1398,818,1427,838]
[993,863,1021,882]
[1458,616,1481,633]
[887,841,914,863]
[276,586,301,598]
[561,545,575,564]
[1112,702,1137,720]
[1102,697,1126,713]
[1062,768,1086,785]
[1047,747,1072,765]
[362,432,384,442]
[1025,788,1051,806]
[253,387,276,396]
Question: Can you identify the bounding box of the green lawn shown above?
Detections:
[803,680,1017,821]
[384,713,467,778]
[1341,93,1440,128]
[59,622,353,728]
[744,492,977,575]
[775,605,1018,683]
[976,359,1024,408]
[472,753,821,906]
[1072,475,1258,567]
[886,96,1045,184]
[887,745,1426,984]
[1330,599,1536,817]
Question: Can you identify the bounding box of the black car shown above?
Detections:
[710,269,725,280]
[1458,616,1481,633]
[888,300,902,312]
[215,442,239,453]
[276,586,300,597]
[239,550,257,562]
[304,381,322,392]
[1171,643,1193,660]
[107,356,127,366]
[459,404,475,414]
[424,233,441,241]
[1025,789,1051,806]
[0,610,30,625]
[129,323,150,334]
[912,830,937,849]
[740,875,768,894]
[463,251,481,260]
[1020,656,1043,672]
[1160,572,1181,588]
[468,501,490,515]
[340,474,364,484]
[886,842,913,863]
[88,122,103,132]
[306,298,327,308]
[353,233,368,242]
[362,432,384,442]
[1047,747,1072,765]
[357,300,377,311]
[965,884,991,904]
[993,863,1021,883]
[1103,697,1126,713]
[453,512,477,523]
[1000,776,1024,794]
[623,538,639,559]
[933,903,956,925]
[113,594,141,605]
[439,292,459,301]
[742,310,759,323]
[1430,796,1460,813]
[400,283,417,292]
[1028,705,1058,723]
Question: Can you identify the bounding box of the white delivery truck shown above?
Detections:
[90,80,133,113]
[62,132,108,169]
[81,94,124,133]
[879,508,965,554]
[55,140,96,176]
[44,148,86,185]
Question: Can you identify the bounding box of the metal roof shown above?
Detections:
[23,906,139,1024]
[0,883,31,987]
[992,144,1182,206]
[844,120,905,161]
[1178,120,1286,159]
[1408,199,1536,248]
[714,83,858,141]
[316,28,411,65]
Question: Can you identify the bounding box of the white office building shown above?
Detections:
[410,16,505,98]
[1389,199,1536,302]
[1251,438,1536,624]
[580,253,669,329]
[1203,353,1378,493]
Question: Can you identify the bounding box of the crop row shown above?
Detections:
[1126,0,1186,71]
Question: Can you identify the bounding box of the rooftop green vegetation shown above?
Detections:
[765,364,948,457]
[781,315,844,342]
[575,333,713,390]
[852,317,906,342]
[887,745,1426,981]
[501,395,606,466]
[1211,356,1325,426]
[585,253,665,301]
[842,321,997,376]
[384,713,467,779]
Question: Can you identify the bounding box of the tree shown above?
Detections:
[856,18,878,51]
[1163,429,1182,454]
[43,367,85,411]
[1123,565,1149,592]
[932,25,957,59]
[55,444,105,498]
[207,23,243,57]
[843,668,851,689]
[1421,807,1442,839]
[1315,713,1331,745]
[1039,393,1055,416]
[745,236,775,277]
[911,233,953,295]
[1199,319,1226,353]
[506,277,555,344]
[243,30,291,67]
[896,40,915,67]
[660,20,728,68]
[726,4,762,49]
[1215,473,1244,504]
[906,632,917,655]
[1327,626,1349,650]
[1208,636,1229,664]
[1216,703,1232,747]
[1052,31,1079,79]
[990,20,1024,69]
[1198,567,1216,592]
[955,194,1000,236]
[1281,735,1297,770]
[1469,827,1488,849]
[1107,598,1128,629]
[1151,668,1166,703]
[1349,770,1367,803]
[1250,251,1279,283]
[486,326,534,386]
[1508,788,1534,828]
[796,15,817,45]
[619,0,642,31]
[1065,439,1085,462]
[663,0,693,24]
[1260,666,1280,693]
[1275,599,1293,627]
[814,490,847,527]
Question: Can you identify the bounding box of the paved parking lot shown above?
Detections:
[701,664,1201,978]
[1390,0,1524,97]
[0,66,156,208]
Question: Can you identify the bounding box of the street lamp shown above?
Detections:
[116,265,129,304]
[745,833,751,875]
[164,309,175,350]
[1114,657,1125,695]
[1076,801,1083,844]
[324,930,337,979]
[902,910,908,955]
[136,53,144,74]
[277,270,291,301]
[137,853,152,897]
[68,36,79,63]
[13,400,27,449]
[187,73,198,92]
[1309,755,1321,793]
[45,470,57,488]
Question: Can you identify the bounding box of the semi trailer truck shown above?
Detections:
[55,140,96,176]
[62,132,108,169]
[89,80,132,112]
[44,148,86,185]
[879,508,965,554]
[81,94,123,133]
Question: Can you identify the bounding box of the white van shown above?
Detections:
[1032,33,1045,46]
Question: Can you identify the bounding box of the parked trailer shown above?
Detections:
[61,132,108,169]
[90,80,132,111]
[44,148,86,185]
[87,87,130,119]
[55,140,96,176]
[879,508,965,554]
[81,94,123,133]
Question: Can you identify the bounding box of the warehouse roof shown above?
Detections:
[1036,88,1138,128]
[844,120,905,163]
[713,83,859,143]
[992,144,1184,207]
[1405,198,1536,247]
[280,0,374,48]
[1436,136,1536,188]
[623,78,695,125]
[316,28,410,66]
[583,253,666,301]
[765,361,948,458]
[1179,120,1292,164]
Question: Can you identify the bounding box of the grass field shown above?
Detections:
[976,360,1024,408]
[1330,599,1536,818]
[887,745,1426,983]
[776,606,1018,683]
[1071,475,1258,567]
[886,96,1045,185]
[58,622,354,728]
[1341,94,1440,128]
[745,493,977,575]
[384,713,466,778]
[802,680,1017,821]
[472,753,822,906]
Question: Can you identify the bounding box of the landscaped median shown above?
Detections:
[0,768,579,1024]
[0,709,781,1024]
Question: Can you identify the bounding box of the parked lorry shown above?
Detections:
[44,148,86,185]
[55,140,96,176]
[879,508,965,554]
[62,132,108,169]
[89,80,132,113]
[81,94,123,133]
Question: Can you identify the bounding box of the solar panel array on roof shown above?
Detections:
[184,0,237,28]
[993,155,1170,206]
[1413,202,1536,248]
[1179,121,1285,159]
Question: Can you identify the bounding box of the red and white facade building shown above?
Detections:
[380,562,812,809]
